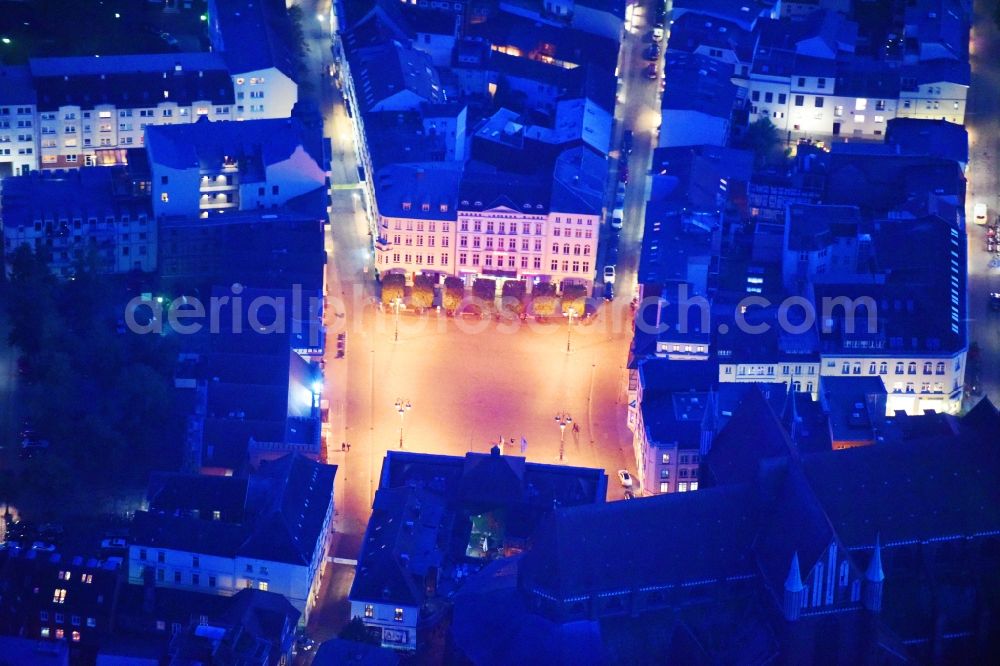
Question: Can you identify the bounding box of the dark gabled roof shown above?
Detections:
[345,39,443,114]
[458,449,527,505]
[667,12,753,62]
[458,164,552,214]
[29,54,233,112]
[885,118,969,165]
[751,463,837,603]
[550,147,606,215]
[146,117,322,173]
[704,386,795,486]
[349,486,447,607]
[147,472,248,521]
[0,66,36,105]
[661,52,738,118]
[209,0,299,79]
[785,203,861,252]
[134,454,336,565]
[519,484,759,598]
[800,435,1000,548]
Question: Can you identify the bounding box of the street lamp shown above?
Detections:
[554,412,572,461]
[395,399,412,449]
[393,297,402,343]
[565,306,577,353]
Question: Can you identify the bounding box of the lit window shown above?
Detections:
[855,98,867,111]
[659,482,669,493]
[678,482,688,492]
[394,608,404,622]
[98,111,111,118]
[258,581,268,591]
[212,510,221,520]
[55,629,64,640]
[161,192,169,203]
[53,589,67,604]
[365,604,374,618]
[71,631,80,642]
[41,627,50,638]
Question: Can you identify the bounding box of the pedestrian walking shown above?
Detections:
[341,442,346,452]
[346,442,351,452]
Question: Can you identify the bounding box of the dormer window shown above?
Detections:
[402,202,412,211]
[421,203,430,212]
[439,204,448,212]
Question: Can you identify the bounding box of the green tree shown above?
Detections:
[739,117,788,168]
[339,616,380,645]
[472,278,496,315]
[561,284,588,317]
[381,273,406,307]
[411,274,435,311]
[500,280,526,317]
[530,282,559,319]
[443,277,465,314]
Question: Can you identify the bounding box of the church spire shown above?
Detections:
[783,551,806,621]
[863,534,885,613]
[785,551,804,592]
[866,534,884,583]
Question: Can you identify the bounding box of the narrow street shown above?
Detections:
[965,0,1000,404]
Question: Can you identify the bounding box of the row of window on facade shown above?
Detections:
[659,481,699,493]
[659,467,698,480]
[40,107,229,122]
[364,604,405,622]
[842,360,948,376]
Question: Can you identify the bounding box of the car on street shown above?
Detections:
[644,62,658,79]
[624,490,635,500]
[604,265,616,283]
[974,202,988,224]
[610,213,623,229]
[622,129,633,156]
[990,292,1000,312]
[652,26,664,41]
[617,469,633,487]
[604,281,614,301]
[101,538,128,551]
[643,44,660,61]
[31,542,56,552]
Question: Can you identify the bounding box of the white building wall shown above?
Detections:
[151,164,202,218]
[0,104,38,175]
[897,80,967,125]
[376,215,456,279]
[349,600,418,651]
[718,362,822,397]
[818,351,966,414]
[232,67,298,120]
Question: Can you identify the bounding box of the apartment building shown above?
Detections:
[0,66,38,177]
[207,0,300,120]
[27,54,235,170]
[145,116,327,219]
[128,454,336,625]
[1,167,155,277]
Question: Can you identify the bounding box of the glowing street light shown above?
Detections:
[394,399,412,449]
[565,306,577,353]
[554,412,572,461]
[392,297,402,343]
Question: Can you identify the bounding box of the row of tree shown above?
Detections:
[380,274,590,318]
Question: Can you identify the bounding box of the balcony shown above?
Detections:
[200,200,238,210]
[199,179,237,193]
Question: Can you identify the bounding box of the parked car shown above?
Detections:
[974,202,988,224]
[643,44,660,61]
[624,490,635,500]
[652,26,664,41]
[615,182,627,207]
[644,62,658,80]
[990,292,1000,312]
[617,469,633,488]
[160,32,179,47]
[604,281,615,301]
[622,129,634,155]
[603,265,616,283]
